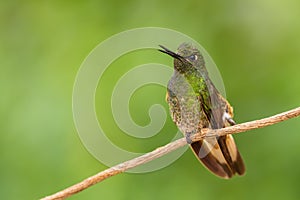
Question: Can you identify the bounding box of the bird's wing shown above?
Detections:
[198,86,245,177]
[166,88,241,178]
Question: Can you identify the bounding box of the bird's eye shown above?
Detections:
[188,54,198,61]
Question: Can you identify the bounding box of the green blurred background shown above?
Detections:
[1,0,300,199]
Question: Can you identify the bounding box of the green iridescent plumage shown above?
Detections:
[160,43,245,178]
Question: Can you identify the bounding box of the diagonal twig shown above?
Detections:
[41,107,300,200]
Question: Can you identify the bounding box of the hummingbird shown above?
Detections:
[159,43,245,179]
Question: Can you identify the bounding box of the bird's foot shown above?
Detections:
[223,112,236,126]
[185,132,194,144]
[226,117,236,126]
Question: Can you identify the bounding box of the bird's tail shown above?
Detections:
[190,134,245,179]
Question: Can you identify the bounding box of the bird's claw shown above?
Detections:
[185,132,193,144]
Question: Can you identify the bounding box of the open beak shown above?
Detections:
[158,45,184,60]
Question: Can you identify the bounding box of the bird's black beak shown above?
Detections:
[158,45,184,60]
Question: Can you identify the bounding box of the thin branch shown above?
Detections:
[41,107,300,200]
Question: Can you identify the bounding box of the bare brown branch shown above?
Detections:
[41,107,300,200]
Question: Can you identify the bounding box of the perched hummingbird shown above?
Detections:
[159,43,245,179]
